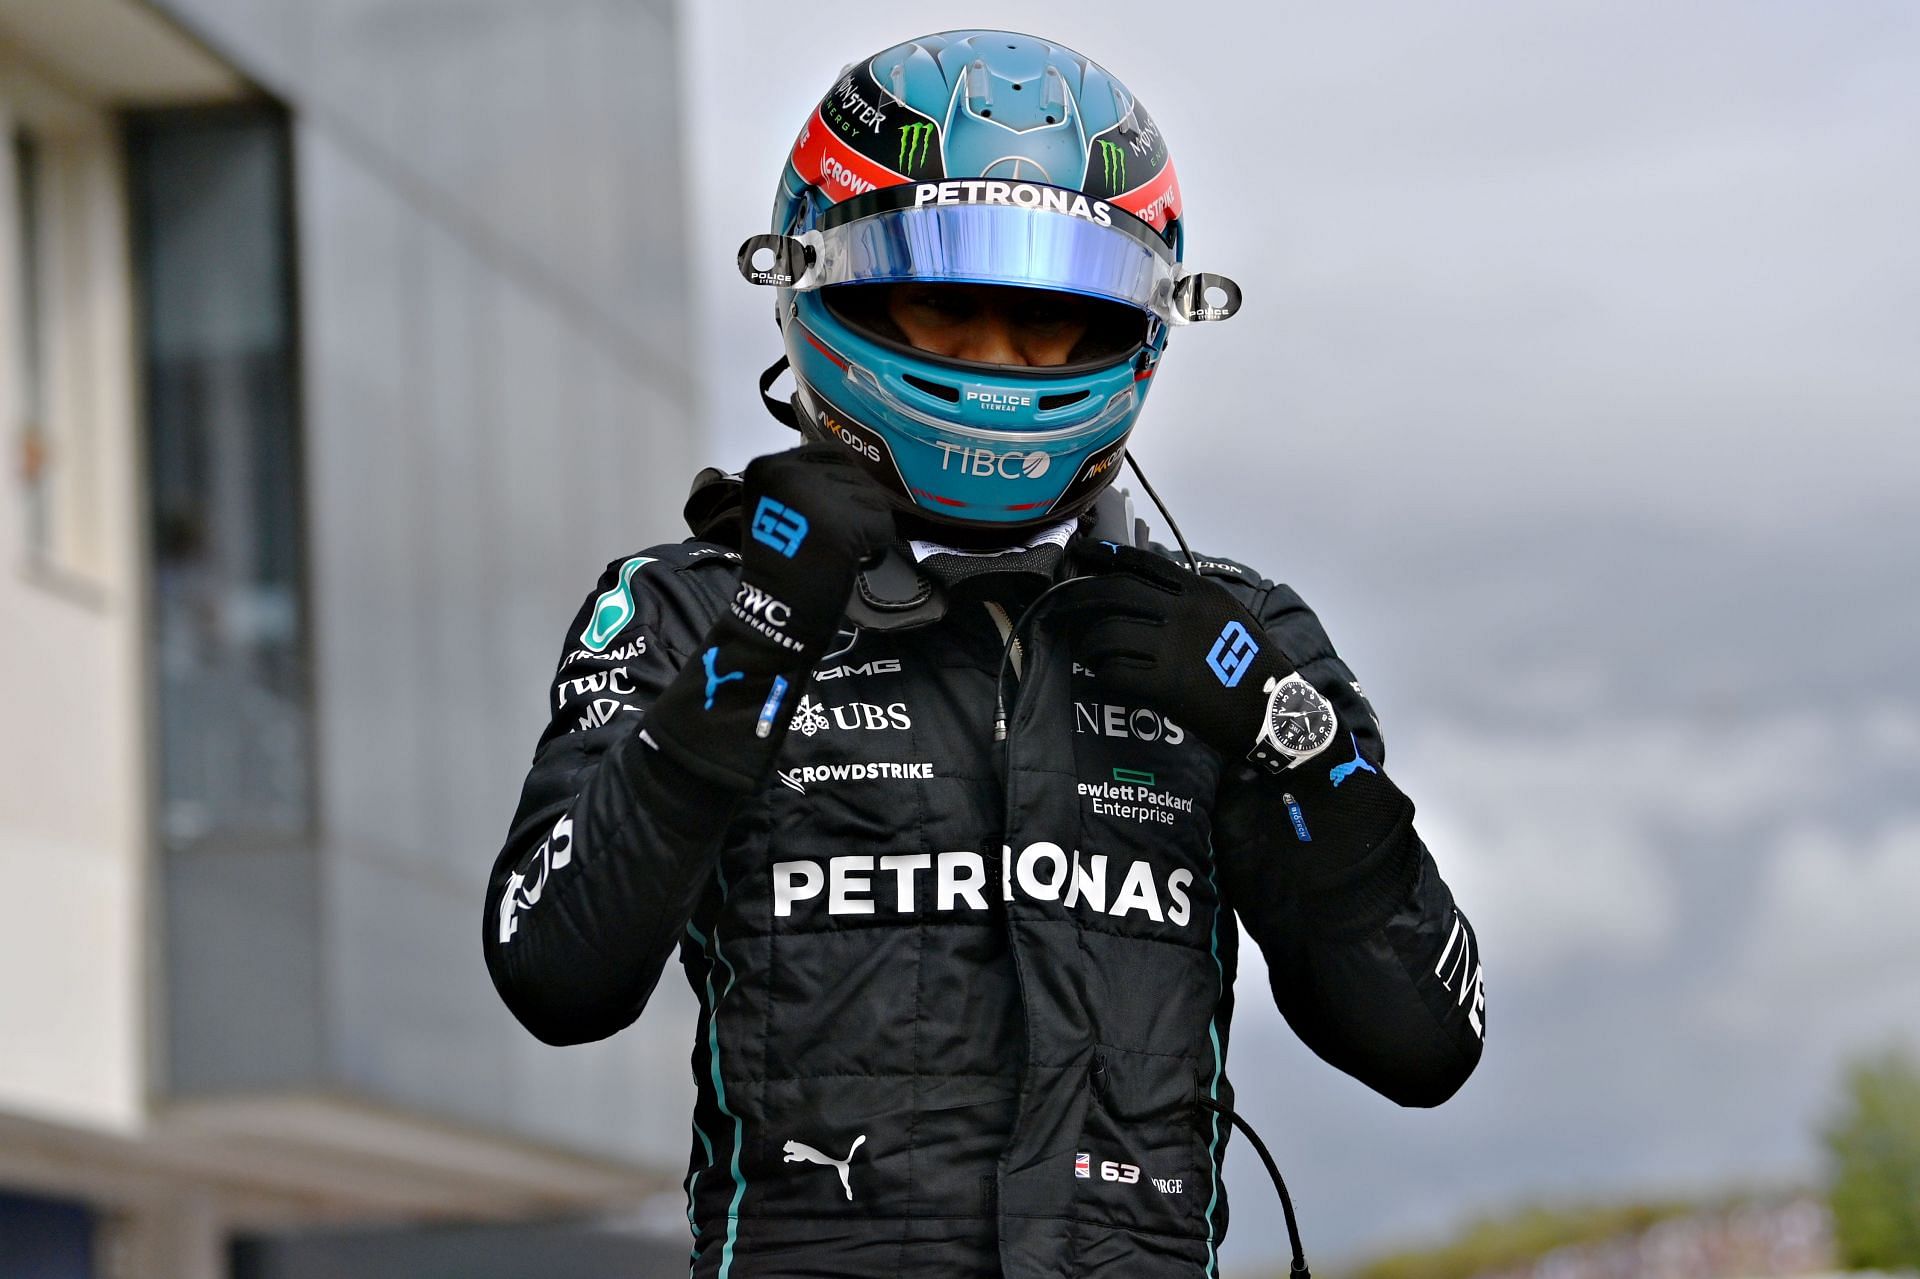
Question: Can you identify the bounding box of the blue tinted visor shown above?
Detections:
[795,201,1180,325]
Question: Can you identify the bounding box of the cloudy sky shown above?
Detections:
[681,3,1920,1269]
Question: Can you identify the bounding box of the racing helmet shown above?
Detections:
[738,29,1241,534]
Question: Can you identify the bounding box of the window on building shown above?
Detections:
[10,129,50,558]
[127,107,312,848]
[2,100,117,591]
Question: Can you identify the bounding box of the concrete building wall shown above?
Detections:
[143,0,706,1167]
[0,51,150,1137]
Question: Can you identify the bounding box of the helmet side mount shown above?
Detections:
[737,234,816,288]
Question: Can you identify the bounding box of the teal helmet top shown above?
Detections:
[738,29,1241,534]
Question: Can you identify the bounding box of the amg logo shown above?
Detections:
[575,697,630,732]
[814,658,902,680]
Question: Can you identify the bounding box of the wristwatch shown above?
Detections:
[1247,673,1338,774]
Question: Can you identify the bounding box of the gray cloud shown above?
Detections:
[679,1,1920,1268]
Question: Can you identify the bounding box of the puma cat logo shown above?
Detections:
[782,1134,867,1201]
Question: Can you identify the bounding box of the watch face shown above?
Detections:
[1266,675,1338,761]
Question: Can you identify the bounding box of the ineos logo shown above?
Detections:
[1073,702,1187,746]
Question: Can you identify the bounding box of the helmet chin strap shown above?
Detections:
[759,355,803,432]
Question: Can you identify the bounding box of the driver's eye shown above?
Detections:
[902,289,977,321]
[1015,297,1084,332]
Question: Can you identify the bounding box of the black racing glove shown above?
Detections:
[642,444,895,791]
[1053,542,1408,864]
[1054,543,1294,761]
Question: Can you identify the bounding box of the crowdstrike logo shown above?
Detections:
[819,154,876,197]
[897,121,935,173]
[936,442,1051,479]
[778,760,935,794]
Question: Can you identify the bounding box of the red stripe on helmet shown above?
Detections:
[790,108,907,203]
[799,326,850,370]
[1110,159,1182,235]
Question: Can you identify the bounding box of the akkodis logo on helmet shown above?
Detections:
[751,497,810,558]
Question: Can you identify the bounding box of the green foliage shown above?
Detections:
[1342,1199,1696,1279]
[1824,1043,1920,1269]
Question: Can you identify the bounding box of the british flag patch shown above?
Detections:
[1074,1152,1091,1179]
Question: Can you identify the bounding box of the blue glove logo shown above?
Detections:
[750,497,809,558]
[702,647,745,709]
[1206,620,1259,688]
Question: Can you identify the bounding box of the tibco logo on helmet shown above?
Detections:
[751,29,1240,531]
[937,443,1051,481]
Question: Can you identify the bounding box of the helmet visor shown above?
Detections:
[793,193,1180,325]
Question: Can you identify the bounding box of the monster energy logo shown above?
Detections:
[1097,139,1127,190]
[897,121,935,173]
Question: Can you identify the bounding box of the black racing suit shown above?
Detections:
[483,522,1485,1279]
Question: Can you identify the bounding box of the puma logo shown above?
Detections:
[702,646,744,709]
[1328,733,1378,787]
[782,1134,866,1201]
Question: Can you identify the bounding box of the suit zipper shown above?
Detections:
[983,600,1022,742]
